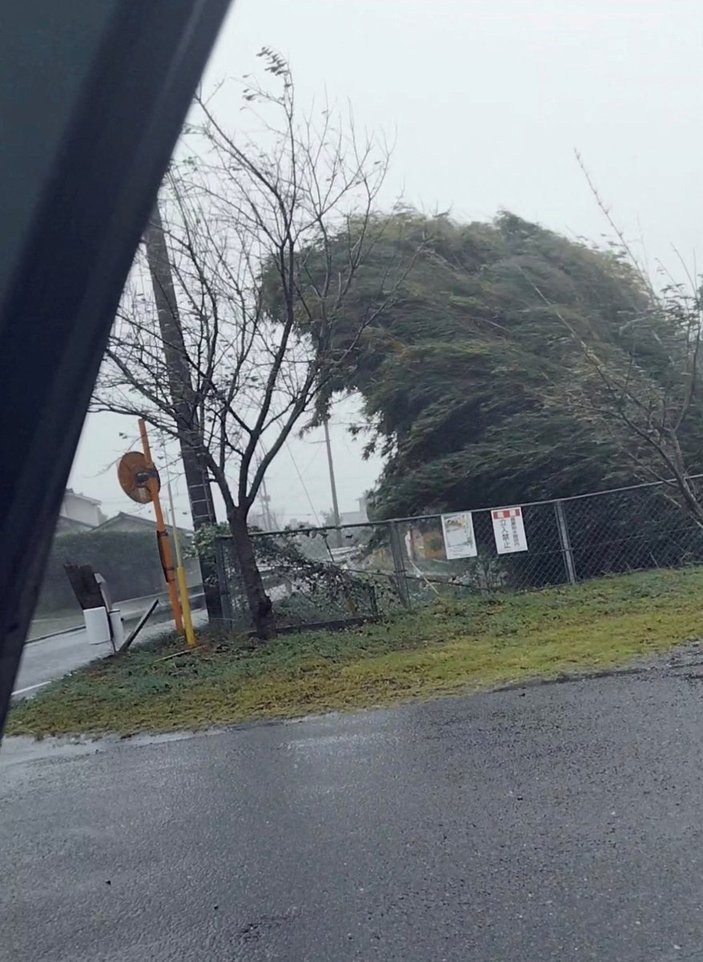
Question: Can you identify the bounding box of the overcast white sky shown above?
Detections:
[69,0,703,527]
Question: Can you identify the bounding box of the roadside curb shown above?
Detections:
[26,589,205,646]
[491,645,703,694]
[26,624,83,645]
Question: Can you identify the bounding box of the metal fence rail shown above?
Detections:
[216,476,703,633]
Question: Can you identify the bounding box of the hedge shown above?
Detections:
[36,529,173,613]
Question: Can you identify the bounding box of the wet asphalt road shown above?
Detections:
[12,627,94,697]
[4,662,703,961]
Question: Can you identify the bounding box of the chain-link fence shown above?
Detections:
[216,476,703,633]
[215,522,405,632]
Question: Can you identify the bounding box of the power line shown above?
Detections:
[285,442,321,525]
[299,443,323,475]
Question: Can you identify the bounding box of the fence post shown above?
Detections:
[389,521,411,608]
[554,500,577,585]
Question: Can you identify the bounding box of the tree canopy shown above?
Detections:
[299,211,703,518]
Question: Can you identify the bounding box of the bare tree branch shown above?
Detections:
[94,50,411,638]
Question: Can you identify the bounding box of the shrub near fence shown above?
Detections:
[216,476,703,633]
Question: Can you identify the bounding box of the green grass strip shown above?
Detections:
[8,567,703,737]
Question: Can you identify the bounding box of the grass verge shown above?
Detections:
[8,567,703,737]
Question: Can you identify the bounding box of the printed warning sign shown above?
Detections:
[441,511,478,559]
[491,506,528,554]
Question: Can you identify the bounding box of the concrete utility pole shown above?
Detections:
[323,417,343,548]
[144,203,223,621]
[259,474,274,531]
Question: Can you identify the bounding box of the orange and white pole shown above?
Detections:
[138,418,183,632]
[166,477,196,648]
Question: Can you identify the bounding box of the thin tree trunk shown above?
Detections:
[228,507,275,640]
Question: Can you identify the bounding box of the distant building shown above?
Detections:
[339,496,369,527]
[93,511,192,541]
[93,512,202,586]
[57,489,104,531]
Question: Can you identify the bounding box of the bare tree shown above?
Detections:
[565,283,703,523]
[529,181,703,524]
[95,50,406,638]
[566,154,703,521]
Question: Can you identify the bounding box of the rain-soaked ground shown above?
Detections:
[4,647,703,962]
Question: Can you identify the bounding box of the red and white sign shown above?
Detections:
[491,506,528,554]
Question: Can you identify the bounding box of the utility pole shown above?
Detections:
[323,417,343,548]
[144,202,223,621]
[259,474,274,531]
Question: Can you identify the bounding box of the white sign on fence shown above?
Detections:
[491,506,528,554]
[441,511,478,559]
